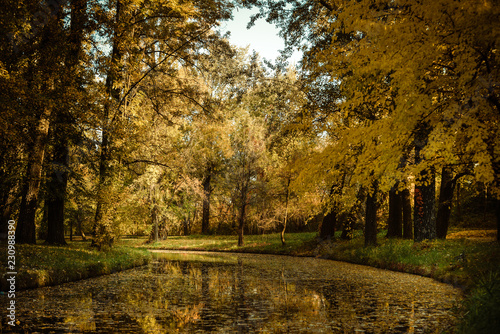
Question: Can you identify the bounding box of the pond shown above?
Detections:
[1,251,461,333]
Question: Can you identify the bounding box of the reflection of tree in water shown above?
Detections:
[6,254,459,333]
[235,258,250,333]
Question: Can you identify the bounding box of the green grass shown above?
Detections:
[0,240,151,291]
[316,233,500,289]
[143,232,318,255]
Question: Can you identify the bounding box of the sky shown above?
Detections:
[219,8,302,64]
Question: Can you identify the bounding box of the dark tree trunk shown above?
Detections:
[46,0,87,246]
[436,167,455,239]
[76,210,86,241]
[455,181,462,222]
[238,200,246,247]
[386,185,403,238]
[414,170,436,242]
[320,178,345,240]
[493,160,500,242]
[148,204,168,242]
[402,188,413,239]
[340,214,354,240]
[320,209,337,240]
[16,0,65,245]
[17,110,51,244]
[153,205,158,242]
[183,214,190,236]
[201,167,212,234]
[46,141,69,245]
[365,181,378,247]
[92,129,111,242]
[413,124,436,242]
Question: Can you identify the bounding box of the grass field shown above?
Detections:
[137,232,318,255]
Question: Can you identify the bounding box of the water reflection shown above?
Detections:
[1,251,460,333]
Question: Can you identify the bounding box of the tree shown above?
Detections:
[13,0,67,244]
[436,168,468,239]
[183,118,232,234]
[187,41,246,234]
[90,0,233,248]
[45,0,88,245]
[251,0,499,241]
[257,67,309,243]
[226,110,268,246]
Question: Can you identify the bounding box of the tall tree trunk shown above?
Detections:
[183,214,190,236]
[45,141,68,245]
[92,128,112,243]
[386,185,403,238]
[365,181,378,247]
[201,166,212,234]
[402,188,413,239]
[46,0,87,245]
[17,108,51,244]
[148,202,159,243]
[414,170,436,242]
[92,0,123,248]
[16,0,65,245]
[413,125,436,242]
[436,166,455,239]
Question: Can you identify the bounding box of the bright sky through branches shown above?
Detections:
[220,8,302,64]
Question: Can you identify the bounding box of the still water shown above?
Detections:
[1,251,460,333]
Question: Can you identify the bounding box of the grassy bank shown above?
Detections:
[0,241,151,291]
